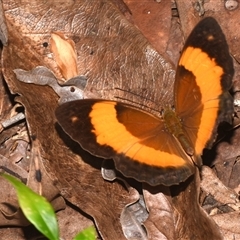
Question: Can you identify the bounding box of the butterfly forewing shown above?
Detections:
[175,17,234,156]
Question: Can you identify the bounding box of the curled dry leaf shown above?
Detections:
[50,32,78,80]
[120,195,149,240]
[14,67,87,103]
[0,126,65,228]
[200,165,240,238]
[143,185,175,240]
[0,71,30,227]
[212,127,240,189]
[171,173,223,239]
[142,175,223,239]
[0,1,8,45]
[201,166,239,205]
[212,211,240,239]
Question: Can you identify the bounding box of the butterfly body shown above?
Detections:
[56,17,234,186]
[163,107,194,156]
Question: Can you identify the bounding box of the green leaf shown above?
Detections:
[2,174,59,240]
[73,226,97,240]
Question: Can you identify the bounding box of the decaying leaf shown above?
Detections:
[0,0,7,45]
[143,185,175,240]
[122,0,172,55]
[212,211,240,239]
[201,166,239,206]
[120,195,148,240]
[50,32,78,80]
[14,66,87,103]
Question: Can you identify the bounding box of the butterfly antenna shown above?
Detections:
[114,87,161,114]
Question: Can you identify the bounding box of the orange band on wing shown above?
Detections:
[179,47,223,154]
[89,101,187,168]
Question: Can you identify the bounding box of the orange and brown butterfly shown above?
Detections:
[55,17,234,186]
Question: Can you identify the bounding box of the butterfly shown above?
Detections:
[55,17,234,186]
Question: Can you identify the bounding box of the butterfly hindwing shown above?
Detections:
[55,100,195,186]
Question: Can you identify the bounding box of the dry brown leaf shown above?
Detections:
[50,32,78,80]
[212,127,240,189]
[123,0,172,55]
[120,192,148,239]
[171,173,223,239]
[201,166,238,205]
[212,211,240,239]
[143,185,175,240]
